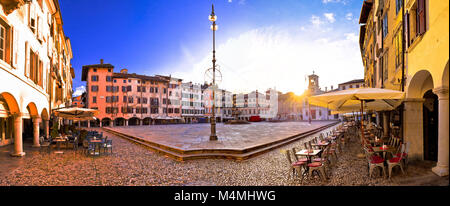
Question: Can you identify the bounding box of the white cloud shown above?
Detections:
[228,0,232,3]
[166,25,363,95]
[324,13,336,23]
[73,85,86,97]
[310,15,324,27]
[345,33,359,42]
[322,0,348,5]
[345,12,353,21]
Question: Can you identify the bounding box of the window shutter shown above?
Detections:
[405,12,410,45]
[417,0,426,35]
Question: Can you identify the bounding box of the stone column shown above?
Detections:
[432,86,449,177]
[402,98,425,161]
[125,119,128,126]
[383,112,389,138]
[44,119,49,139]
[110,120,114,127]
[11,114,25,157]
[99,121,102,127]
[32,117,41,147]
[87,120,90,128]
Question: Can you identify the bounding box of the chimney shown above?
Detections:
[331,85,334,90]
[100,59,104,64]
[325,87,328,92]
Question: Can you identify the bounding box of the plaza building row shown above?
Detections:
[277,73,364,122]
[358,0,448,176]
[0,0,74,156]
[80,60,281,126]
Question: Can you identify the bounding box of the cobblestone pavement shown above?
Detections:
[107,121,335,150]
[0,124,447,186]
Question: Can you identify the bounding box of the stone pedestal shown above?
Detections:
[432,86,449,177]
[32,117,41,148]
[403,98,425,161]
[11,114,25,157]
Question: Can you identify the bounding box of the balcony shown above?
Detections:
[0,0,25,15]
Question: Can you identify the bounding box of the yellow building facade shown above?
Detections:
[359,0,449,176]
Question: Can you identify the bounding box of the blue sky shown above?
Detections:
[60,0,364,96]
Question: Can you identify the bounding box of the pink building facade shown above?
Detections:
[81,60,182,127]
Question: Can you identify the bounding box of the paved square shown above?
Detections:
[107,121,336,151]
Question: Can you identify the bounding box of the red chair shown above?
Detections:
[282,149,307,180]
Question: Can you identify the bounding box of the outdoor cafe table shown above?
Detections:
[311,141,329,150]
[372,146,397,160]
[53,137,67,154]
[296,149,322,163]
[88,139,104,156]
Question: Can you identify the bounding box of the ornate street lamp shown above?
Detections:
[209,4,218,141]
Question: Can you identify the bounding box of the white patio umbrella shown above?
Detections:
[308,88,405,139]
[53,107,99,130]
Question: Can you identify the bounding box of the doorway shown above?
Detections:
[423,90,438,161]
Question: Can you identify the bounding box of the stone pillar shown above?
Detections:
[99,121,102,127]
[383,112,389,138]
[11,114,25,157]
[140,119,143,126]
[110,120,114,127]
[87,120,90,128]
[432,86,449,177]
[125,119,128,126]
[32,117,41,147]
[403,98,425,161]
[44,120,49,139]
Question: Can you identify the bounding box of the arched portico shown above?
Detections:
[404,70,434,161]
[0,92,24,156]
[101,118,112,127]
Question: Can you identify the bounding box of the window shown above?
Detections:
[122,86,127,92]
[123,96,127,103]
[137,86,141,92]
[127,86,132,92]
[123,80,126,83]
[382,14,388,40]
[91,85,98,92]
[0,25,5,61]
[394,28,403,69]
[106,76,112,82]
[91,75,98,82]
[163,88,167,94]
[92,96,97,103]
[150,87,154,93]
[155,87,158,93]
[383,52,389,83]
[416,0,426,36]
[93,68,97,72]
[396,0,403,15]
[128,96,133,103]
